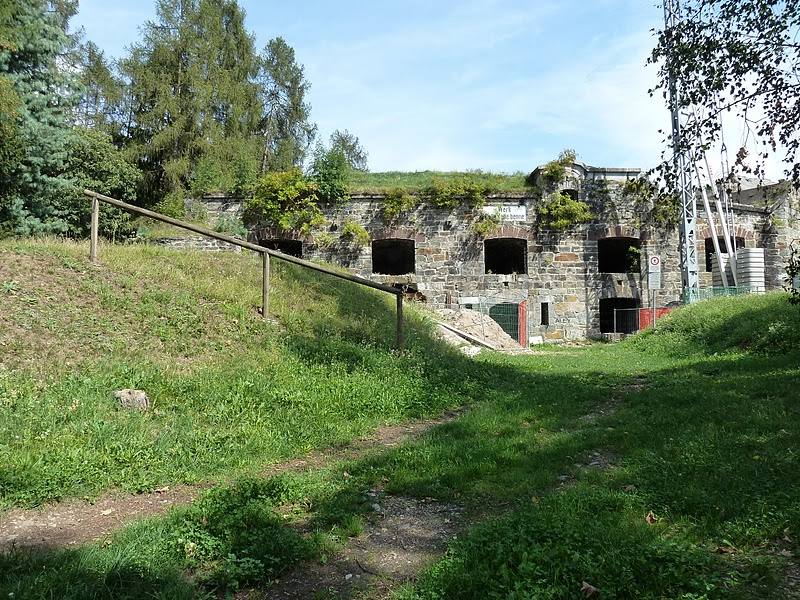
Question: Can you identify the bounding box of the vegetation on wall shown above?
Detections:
[349,170,527,195]
[382,187,418,221]
[339,219,370,248]
[242,169,323,234]
[537,190,593,232]
[529,149,577,190]
[470,211,501,237]
[622,175,680,229]
[424,171,500,209]
[521,149,594,232]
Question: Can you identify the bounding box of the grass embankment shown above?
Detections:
[1,239,799,598]
[0,238,466,508]
[348,170,530,195]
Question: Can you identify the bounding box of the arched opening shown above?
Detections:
[704,236,745,271]
[372,239,415,275]
[260,239,303,258]
[599,298,640,334]
[598,237,641,274]
[484,238,527,275]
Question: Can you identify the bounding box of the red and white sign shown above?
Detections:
[649,255,661,271]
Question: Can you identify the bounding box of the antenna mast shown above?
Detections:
[663,0,700,299]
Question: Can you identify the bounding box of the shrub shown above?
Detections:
[383,187,418,220]
[58,127,141,239]
[537,190,592,232]
[243,169,324,234]
[155,189,188,219]
[340,219,370,248]
[310,145,350,204]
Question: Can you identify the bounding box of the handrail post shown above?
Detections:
[396,293,404,350]
[262,251,270,318]
[90,193,99,263]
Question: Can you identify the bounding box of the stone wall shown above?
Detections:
[192,168,799,342]
[150,235,243,253]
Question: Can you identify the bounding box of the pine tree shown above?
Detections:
[258,37,317,173]
[0,0,82,235]
[119,0,263,209]
[75,41,122,133]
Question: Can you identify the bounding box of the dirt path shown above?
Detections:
[0,409,466,554]
[259,495,466,599]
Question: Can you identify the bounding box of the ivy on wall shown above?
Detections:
[470,211,501,237]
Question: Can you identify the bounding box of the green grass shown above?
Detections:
[1,239,799,598]
[348,170,530,195]
[0,238,469,507]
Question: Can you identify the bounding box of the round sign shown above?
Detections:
[649,256,661,267]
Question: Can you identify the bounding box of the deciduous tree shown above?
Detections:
[329,129,368,172]
[650,1,800,182]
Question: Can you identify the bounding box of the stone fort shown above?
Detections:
[186,160,799,344]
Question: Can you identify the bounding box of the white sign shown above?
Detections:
[649,255,661,272]
[648,272,662,290]
[482,204,527,222]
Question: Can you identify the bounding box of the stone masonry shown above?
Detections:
[194,162,800,342]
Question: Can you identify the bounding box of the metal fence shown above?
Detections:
[611,307,640,334]
[428,293,528,346]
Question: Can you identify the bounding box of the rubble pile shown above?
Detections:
[432,307,522,351]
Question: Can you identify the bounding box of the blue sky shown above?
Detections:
[72,0,674,175]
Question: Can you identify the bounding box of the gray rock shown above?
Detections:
[114,389,149,410]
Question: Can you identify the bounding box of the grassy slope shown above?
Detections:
[0,238,472,507]
[402,296,800,599]
[2,239,800,599]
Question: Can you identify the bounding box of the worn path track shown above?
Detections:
[0,409,466,554]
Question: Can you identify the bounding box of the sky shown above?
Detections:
[70,1,690,176]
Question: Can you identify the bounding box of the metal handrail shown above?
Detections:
[84,190,404,349]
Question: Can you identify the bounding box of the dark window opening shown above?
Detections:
[489,302,520,342]
[704,237,745,272]
[599,298,639,334]
[261,239,302,258]
[372,239,415,275]
[562,188,579,201]
[484,238,527,275]
[598,237,641,274]
[541,302,551,326]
